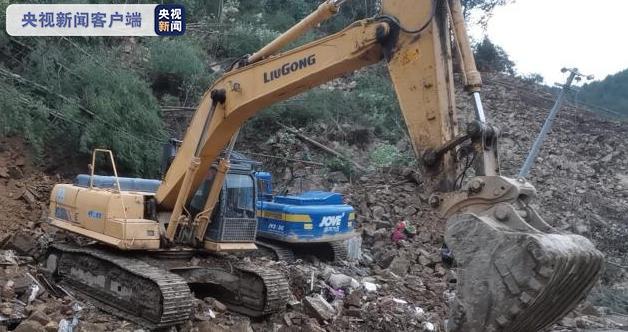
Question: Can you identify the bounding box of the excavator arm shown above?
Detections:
[155,1,604,331]
[157,0,461,236]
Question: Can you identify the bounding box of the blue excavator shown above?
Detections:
[253,170,357,262]
[163,146,358,262]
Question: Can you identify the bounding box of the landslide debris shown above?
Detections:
[0,73,626,331]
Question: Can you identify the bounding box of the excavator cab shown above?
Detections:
[188,157,259,243]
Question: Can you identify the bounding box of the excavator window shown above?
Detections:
[223,174,255,219]
[189,168,217,216]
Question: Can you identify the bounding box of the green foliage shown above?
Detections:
[520,73,544,84]
[213,23,280,58]
[369,143,415,169]
[324,157,354,179]
[474,37,515,74]
[579,69,628,117]
[461,0,513,26]
[369,144,401,168]
[353,68,405,141]
[248,65,406,145]
[147,38,206,79]
[145,37,212,103]
[0,78,53,158]
[1,41,166,176]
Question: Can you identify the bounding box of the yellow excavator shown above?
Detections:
[44,0,604,330]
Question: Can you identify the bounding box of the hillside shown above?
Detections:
[579,69,628,117]
[1,72,627,331]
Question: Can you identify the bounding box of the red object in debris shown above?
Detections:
[391,222,407,242]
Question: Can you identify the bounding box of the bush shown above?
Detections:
[0,78,55,158]
[474,37,515,74]
[520,73,544,84]
[146,37,211,102]
[211,23,279,58]
[11,43,167,177]
[369,143,401,168]
[147,38,206,79]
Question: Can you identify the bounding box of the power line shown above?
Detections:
[518,68,594,178]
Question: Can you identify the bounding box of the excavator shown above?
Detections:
[43,0,604,331]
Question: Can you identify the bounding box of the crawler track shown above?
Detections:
[48,243,193,329]
[46,243,291,328]
[255,240,296,262]
[255,239,348,262]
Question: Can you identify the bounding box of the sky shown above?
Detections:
[468,0,628,85]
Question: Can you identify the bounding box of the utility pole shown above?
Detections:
[518,67,594,178]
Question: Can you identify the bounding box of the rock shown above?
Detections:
[327,273,357,289]
[1,280,15,299]
[560,317,577,328]
[0,305,13,316]
[0,166,8,178]
[344,290,363,308]
[327,171,348,183]
[418,231,431,243]
[388,256,411,276]
[14,320,45,332]
[418,255,432,266]
[19,189,37,206]
[371,205,386,220]
[287,299,303,311]
[403,206,417,216]
[301,319,326,332]
[43,322,58,332]
[4,231,38,257]
[195,321,228,332]
[377,252,396,269]
[304,294,336,323]
[421,321,436,331]
[230,319,252,332]
[344,307,362,317]
[76,322,107,332]
[27,310,51,326]
[8,166,24,179]
[362,281,378,292]
[204,297,228,312]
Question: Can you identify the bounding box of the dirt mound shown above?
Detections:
[1,73,627,331]
[0,137,57,239]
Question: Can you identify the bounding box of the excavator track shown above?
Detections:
[328,240,348,261]
[230,264,291,316]
[255,240,296,262]
[46,243,194,330]
[254,239,348,262]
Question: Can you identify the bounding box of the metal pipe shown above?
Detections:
[448,0,482,93]
[247,0,344,64]
[518,70,578,178]
[472,92,486,123]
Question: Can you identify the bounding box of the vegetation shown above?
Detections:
[579,69,628,117]
[0,0,516,176]
[461,0,514,26]
[474,37,515,74]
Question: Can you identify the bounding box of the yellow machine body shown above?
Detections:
[48,184,160,250]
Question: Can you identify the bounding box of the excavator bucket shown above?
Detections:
[442,177,604,332]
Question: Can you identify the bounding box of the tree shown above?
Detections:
[461,0,514,26]
[579,69,628,117]
[474,37,515,74]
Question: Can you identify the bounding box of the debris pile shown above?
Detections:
[0,72,627,331]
